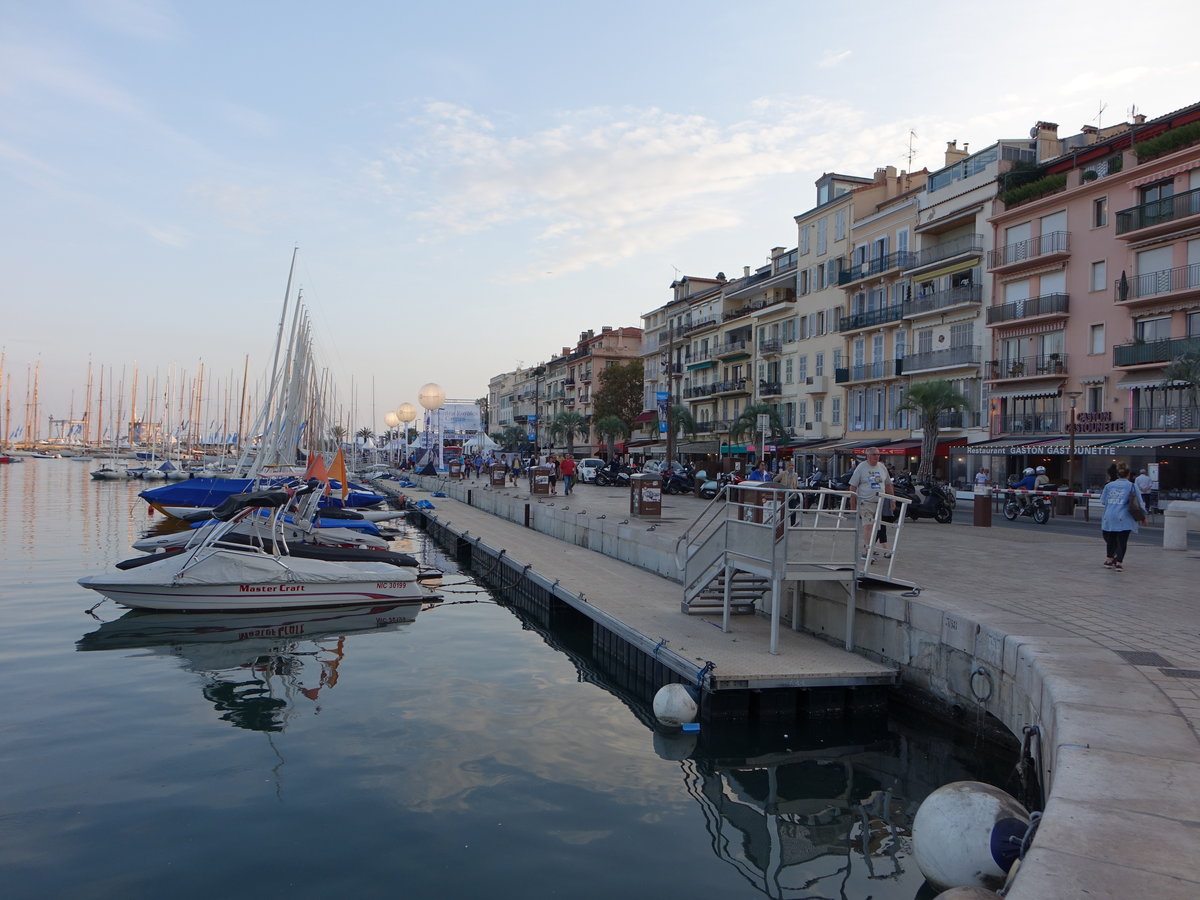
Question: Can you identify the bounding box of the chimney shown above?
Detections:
[580,331,588,342]
[770,246,785,258]
[716,271,726,281]
[601,326,612,333]
[1133,113,1146,125]
[562,347,570,356]
[743,265,751,277]
[1034,121,1059,161]
[944,140,968,167]
[1080,124,1099,145]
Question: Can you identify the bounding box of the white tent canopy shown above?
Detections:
[463,433,499,452]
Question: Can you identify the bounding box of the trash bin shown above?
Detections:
[1054,490,1074,517]
[630,473,661,517]
[531,464,552,495]
[448,462,463,479]
[490,465,507,487]
[973,486,991,527]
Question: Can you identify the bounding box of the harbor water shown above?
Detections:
[1,460,1019,899]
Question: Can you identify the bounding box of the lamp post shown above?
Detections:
[383,411,400,467]
[418,383,445,476]
[395,403,416,468]
[1067,390,1082,491]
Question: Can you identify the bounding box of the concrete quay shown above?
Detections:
[390,471,1200,898]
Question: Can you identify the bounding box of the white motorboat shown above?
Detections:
[79,489,442,613]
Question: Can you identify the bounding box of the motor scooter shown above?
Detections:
[595,462,634,487]
[662,465,697,494]
[697,469,742,500]
[892,473,953,523]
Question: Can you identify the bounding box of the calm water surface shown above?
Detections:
[0,460,1016,899]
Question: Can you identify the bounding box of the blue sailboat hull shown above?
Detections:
[139,478,385,513]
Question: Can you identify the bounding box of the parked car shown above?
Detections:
[576,458,606,483]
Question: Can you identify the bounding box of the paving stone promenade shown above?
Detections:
[396,471,1200,898]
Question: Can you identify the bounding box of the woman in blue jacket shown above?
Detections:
[1100,463,1144,571]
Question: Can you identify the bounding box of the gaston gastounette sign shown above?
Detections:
[1068,411,1126,434]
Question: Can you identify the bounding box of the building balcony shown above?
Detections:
[904,233,985,275]
[987,231,1070,273]
[1114,264,1200,307]
[834,359,904,384]
[836,304,904,333]
[1116,186,1200,240]
[758,380,782,397]
[986,353,1068,380]
[997,412,1064,435]
[804,375,829,393]
[838,250,918,286]
[1131,405,1200,431]
[683,318,719,335]
[710,379,750,396]
[684,383,719,399]
[905,345,982,374]
[694,419,734,434]
[715,338,752,359]
[986,292,1069,326]
[904,283,982,318]
[758,338,783,355]
[1113,336,1200,367]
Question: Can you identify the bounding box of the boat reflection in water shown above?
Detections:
[77,601,431,733]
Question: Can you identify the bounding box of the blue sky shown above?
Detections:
[3,0,1197,434]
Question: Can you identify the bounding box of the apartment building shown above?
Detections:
[973,103,1200,495]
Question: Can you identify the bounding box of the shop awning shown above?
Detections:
[676,440,720,455]
[966,437,1048,454]
[988,379,1064,400]
[1101,434,1200,450]
[877,440,922,455]
[1116,373,1186,390]
[686,360,716,371]
[913,258,977,282]
[1010,436,1126,456]
[633,410,657,423]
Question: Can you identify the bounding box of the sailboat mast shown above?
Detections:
[83,358,94,447]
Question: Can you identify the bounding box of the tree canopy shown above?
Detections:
[897,380,970,477]
[549,411,590,455]
[593,415,630,460]
[592,360,644,426]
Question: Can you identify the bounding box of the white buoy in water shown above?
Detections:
[652,683,697,726]
[912,781,1030,893]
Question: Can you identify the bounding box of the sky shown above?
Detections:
[3,0,1198,436]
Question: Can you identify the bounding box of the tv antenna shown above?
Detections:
[905,130,918,170]
[1128,103,1139,122]
[1093,100,1107,129]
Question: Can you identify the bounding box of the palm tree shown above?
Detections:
[496,425,526,452]
[329,425,347,450]
[897,380,970,478]
[730,404,787,454]
[593,415,629,460]
[1163,350,1200,410]
[549,411,589,455]
[667,404,697,440]
[356,426,375,444]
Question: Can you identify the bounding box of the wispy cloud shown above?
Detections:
[817,49,852,69]
[79,0,179,42]
[370,98,878,279]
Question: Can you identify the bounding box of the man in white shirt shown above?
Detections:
[849,447,892,560]
[1134,469,1153,513]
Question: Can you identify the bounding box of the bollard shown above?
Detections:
[973,486,991,527]
[1163,507,1189,551]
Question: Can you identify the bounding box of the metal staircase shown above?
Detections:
[676,484,911,653]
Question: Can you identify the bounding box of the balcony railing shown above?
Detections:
[987,231,1070,269]
[1114,264,1200,303]
[716,338,751,357]
[834,359,903,384]
[906,233,984,270]
[905,283,982,317]
[1113,336,1200,366]
[904,345,981,372]
[712,379,749,395]
[758,338,783,354]
[838,250,918,284]
[986,353,1067,379]
[998,413,1064,435]
[1131,405,1200,431]
[1116,186,1200,236]
[986,292,1069,325]
[759,380,782,396]
[836,304,904,332]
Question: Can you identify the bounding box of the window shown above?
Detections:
[1091,261,1106,292]
[784,357,793,383]
[1087,385,1103,413]
[831,397,842,425]
[894,330,906,361]
[1135,316,1171,343]
[800,225,810,255]
[833,349,843,369]
[1141,180,1175,204]
[814,398,824,422]
[1093,197,1108,227]
[835,209,846,240]
[1189,310,1200,337]
[817,218,828,255]
[918,328,934,354]
[798,400,808,424]
[797,355,808,381]
[815,352,824,376]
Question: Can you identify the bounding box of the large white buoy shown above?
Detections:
[912,781,1030,893]
[652,683,698,726]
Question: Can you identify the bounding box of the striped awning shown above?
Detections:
[1101,433,1200,450]
[686,359,716,371]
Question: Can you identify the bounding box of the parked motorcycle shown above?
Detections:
[802,469,852,507]
[662,466,697,495]
[595,463,635,488]
[1003,486,1053,525]
[892,473,954,523]
[697,470,742,500]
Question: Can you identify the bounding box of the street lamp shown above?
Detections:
[418,383,445,475]
[396,402,416,468]
[383,411,400,467]
[1067,391,1083,491]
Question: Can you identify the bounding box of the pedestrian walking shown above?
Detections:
[1134,468,1153,513]
[560,454,576,495]
[773,460,799,525]
[548,454,559,494]
[849,447,892,560]
[1100,463,1144,572]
